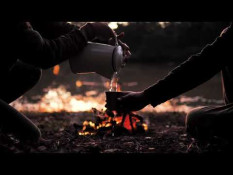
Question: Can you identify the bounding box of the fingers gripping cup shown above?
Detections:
[105,91,131,111]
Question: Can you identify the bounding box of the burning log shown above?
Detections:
[78,108,148,136]
[77,91,149,136]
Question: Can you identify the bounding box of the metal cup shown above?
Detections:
[105,91,131,111]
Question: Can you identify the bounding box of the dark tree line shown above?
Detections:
[115,22,230,64]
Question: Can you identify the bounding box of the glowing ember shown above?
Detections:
[53,65,60,75]
[76,80,83,87]
[78,108,148,136]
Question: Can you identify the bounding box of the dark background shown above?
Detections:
[18,22,230,104]
[115,22,229,63]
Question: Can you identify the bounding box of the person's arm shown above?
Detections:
[29,22,77,39]
[30,22,131,57]
[144,25,233,107]
[117,24,233,111]
[16,23,88,69]
[16,22,130,69]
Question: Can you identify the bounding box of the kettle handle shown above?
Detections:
[115,36,119,46]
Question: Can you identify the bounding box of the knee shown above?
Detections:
[31,126,41,142]
[185,107,207,137]
[186,107,204,126]
[21,124,42,143]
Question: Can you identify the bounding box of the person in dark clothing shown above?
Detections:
[0,22,130,143]
[118,23,233,140]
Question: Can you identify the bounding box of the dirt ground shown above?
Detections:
[1,111,232,154]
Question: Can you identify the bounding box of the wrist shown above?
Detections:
[141,90,151,106]
[142,88,156,107]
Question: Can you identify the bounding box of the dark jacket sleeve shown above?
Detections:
[144,24,233,107]
[16,23,87,69]
[29,22,77,39]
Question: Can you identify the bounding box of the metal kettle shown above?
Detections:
[69,41,125,79]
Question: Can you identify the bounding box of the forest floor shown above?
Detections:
[0,111,232,154]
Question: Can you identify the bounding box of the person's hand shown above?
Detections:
[80,22,131,58]
[115,32,131,59]
[117,91,150,112]
[80,22,117,44]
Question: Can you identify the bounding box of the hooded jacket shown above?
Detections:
[1,22,87,76]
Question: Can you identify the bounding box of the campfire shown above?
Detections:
[78,108,148,136]
[76,78,148,136]
[9,66,197,137]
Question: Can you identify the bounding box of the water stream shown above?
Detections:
[109,72,119,92]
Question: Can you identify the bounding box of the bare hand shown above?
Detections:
[80,22,116,43]
[117,91,150,112]
[81,22,131,59]
[115,32,131,59]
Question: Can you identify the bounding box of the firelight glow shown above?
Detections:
[108,22,129,29]
[11,86,193,113]
[108,22,171,29]
[158,22,170,28]
[11,86,106,113]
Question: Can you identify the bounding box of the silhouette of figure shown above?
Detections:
[118,23,233,140]
[0,22,130,143]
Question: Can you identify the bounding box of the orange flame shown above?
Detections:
[78,109,148,136]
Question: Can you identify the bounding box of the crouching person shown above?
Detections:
[186,104,233,140]
[117,23,233,141]
[0,22,130,143]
